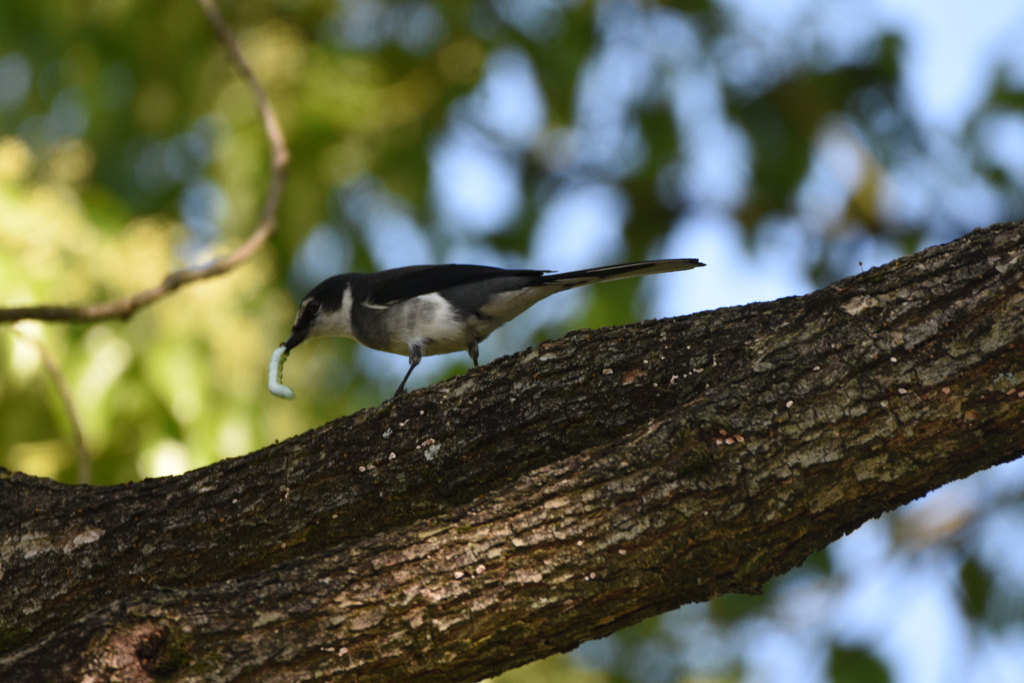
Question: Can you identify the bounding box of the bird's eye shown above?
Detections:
[299,300,321,326]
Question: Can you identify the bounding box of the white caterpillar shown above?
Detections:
[268,345,295,399]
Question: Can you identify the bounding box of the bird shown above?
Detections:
[269,258,704,399]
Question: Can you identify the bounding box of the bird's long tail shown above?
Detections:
[534,258,704,289]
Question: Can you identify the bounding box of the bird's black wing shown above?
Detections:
[366,265,550,305]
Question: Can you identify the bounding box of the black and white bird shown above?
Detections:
[269,259,704,399]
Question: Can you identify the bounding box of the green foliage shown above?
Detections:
[708,592,765,624]
[959,556,992,620]
[489,653,611,683]
[802,549,832,575]
[829,646,890,683]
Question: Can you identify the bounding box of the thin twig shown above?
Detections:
[10,328,92,484]
[0,0,290,324]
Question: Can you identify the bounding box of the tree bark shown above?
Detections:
[2,222,1023,682]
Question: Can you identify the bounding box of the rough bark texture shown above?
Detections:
[1,222,1023,682]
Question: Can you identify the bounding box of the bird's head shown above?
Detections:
[282,274,355,351]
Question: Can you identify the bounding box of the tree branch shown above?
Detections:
[1,222,1022,682]
[0,0,289,324]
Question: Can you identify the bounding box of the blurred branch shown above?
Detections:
[0,0,290,324]
[9,327,91,484]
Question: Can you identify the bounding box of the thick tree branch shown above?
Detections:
[1,223,1023,682]
[0,0,289,324]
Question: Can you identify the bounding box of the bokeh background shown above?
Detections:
[2,0,1024,681]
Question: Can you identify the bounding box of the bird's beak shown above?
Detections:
[283,328,307,351]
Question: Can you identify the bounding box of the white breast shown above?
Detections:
[378,292,470,356]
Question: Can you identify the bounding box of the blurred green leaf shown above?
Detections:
[959,557,992,620]
[709,593,765,624]
[803,549,832,575]
[829,646,890,683]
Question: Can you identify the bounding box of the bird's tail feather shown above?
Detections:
[534,258,704,289]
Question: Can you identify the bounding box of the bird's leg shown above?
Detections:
[467,341,479,368]
[394,344,424,396]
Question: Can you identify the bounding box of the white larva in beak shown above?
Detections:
[268,345,295,399]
